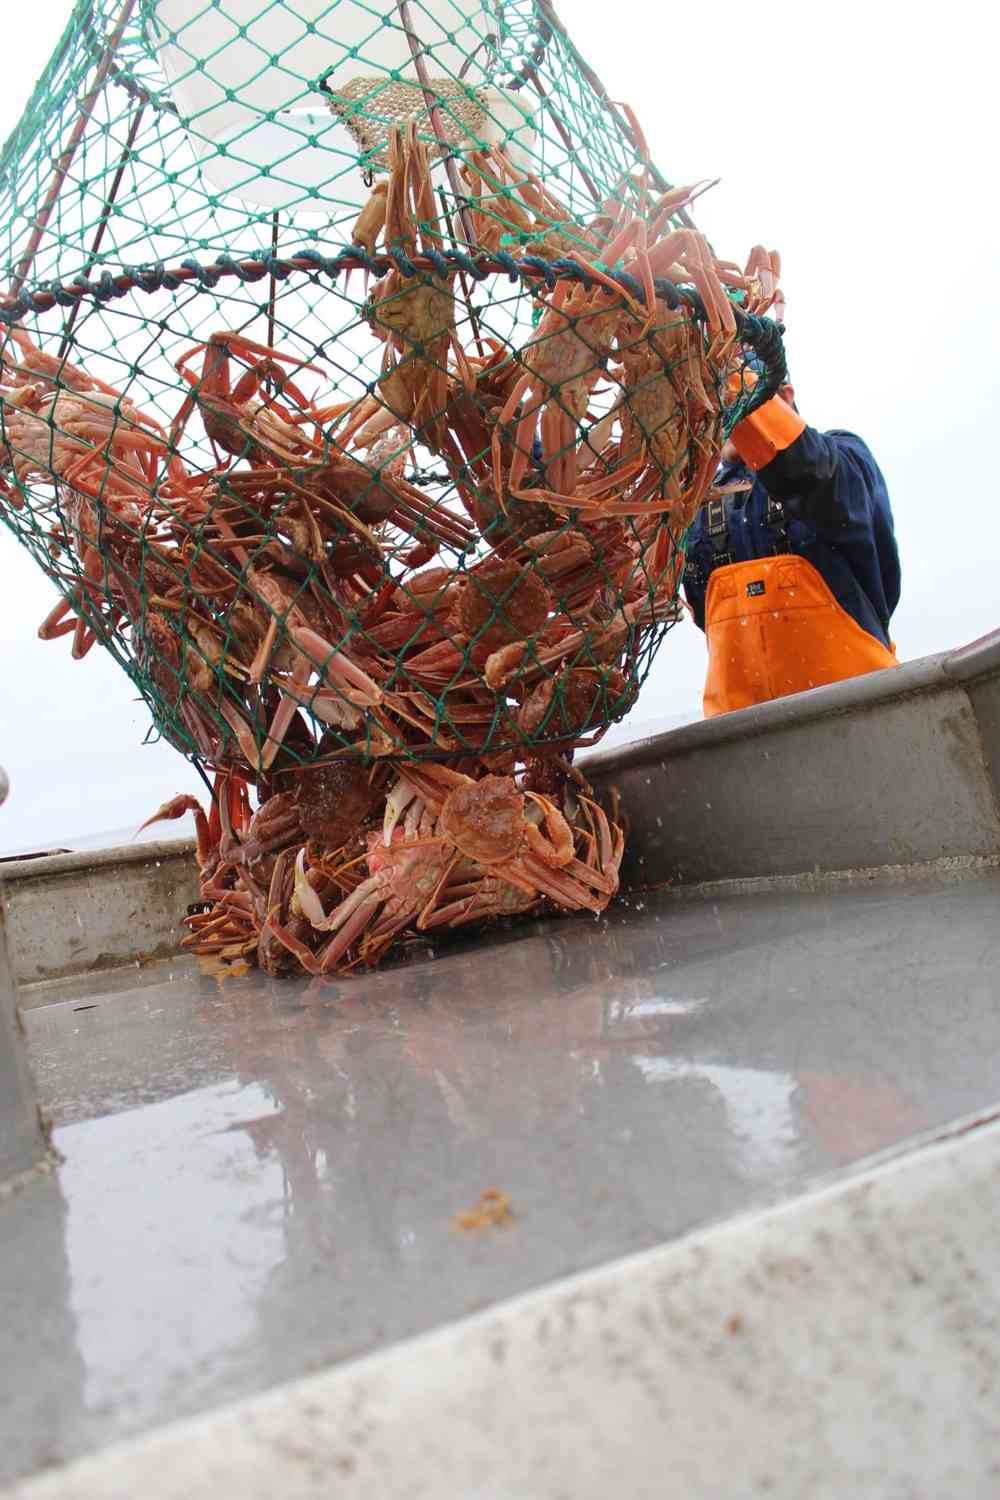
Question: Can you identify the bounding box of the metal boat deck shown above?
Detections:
[3,631,1000,1498]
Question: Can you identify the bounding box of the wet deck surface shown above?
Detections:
[4,868,1000,1486]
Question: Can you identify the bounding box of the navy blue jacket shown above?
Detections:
[683,428,901,648]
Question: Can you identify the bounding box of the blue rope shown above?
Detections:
[216,253,267,283]
[48,280,80,308]
[0,240,786,403]
[494,250,520,282]
[520,253,557,290]
[93,270,125,302]
[132,265,164,292]
[424,248,450,278]
[388,247,418,278]
[181,257,220,289]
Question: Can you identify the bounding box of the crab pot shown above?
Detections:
[0,0,784,972]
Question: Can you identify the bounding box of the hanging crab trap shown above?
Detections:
[0,0,785,973]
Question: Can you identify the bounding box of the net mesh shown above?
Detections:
[0,0,784,972]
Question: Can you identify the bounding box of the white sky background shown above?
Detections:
[1,0,999,852]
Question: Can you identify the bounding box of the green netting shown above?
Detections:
[0,0,784,970]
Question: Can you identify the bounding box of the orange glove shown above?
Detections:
[729,393,806,471]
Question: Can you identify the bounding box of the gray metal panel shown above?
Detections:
[0,907,47,1183]
[11,1119,1000,1500]
[944,631,1000,807]
[964,673,1000,807]
[599,684,999,887]
[4,868,1000,1485]
[0,842,198,987]
[941,629,1000,685]
[584,652,953,777]
[584,633,1000,888]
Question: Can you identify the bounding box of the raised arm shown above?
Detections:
[732,396,885,534]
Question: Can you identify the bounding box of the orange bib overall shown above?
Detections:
[703,553,898,717]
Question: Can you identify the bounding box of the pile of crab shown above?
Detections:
[0,117,781,976]
[153,757,622,976]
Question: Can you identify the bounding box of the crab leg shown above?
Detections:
[294,684,364,732]
[645,231,736,359]
[260,652,313,772]
[492,368,538,501]
[396,762,467,814]
[417,893,490,929]
[291,866,385,938]
[37,595,78,642]
[292,848,332,928]
[289,627,382,705]
[137,793,215,869]
[389,477,476,549]
[314,889,386,969]
[577,795,616,871]
[260,918,325,975]
[507,852,612,912]
[510,485,700,518]
[524,791,574,866]
[219,700,267,771]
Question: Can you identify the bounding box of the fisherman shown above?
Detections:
[682,377,901,716]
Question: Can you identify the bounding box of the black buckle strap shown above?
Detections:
[706,497,728,538]
[765,494,788,551]
[687,489,789,589]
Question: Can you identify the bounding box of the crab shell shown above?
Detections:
[439,774,526,866]
[291,760,376,847]
[517,668,632,744]
[457,560,551,650]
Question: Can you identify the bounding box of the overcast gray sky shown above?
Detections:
[1,0,998,852]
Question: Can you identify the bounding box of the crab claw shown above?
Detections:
[292,847,328,928]
[383,777,418,845]
[137,794,215,869]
